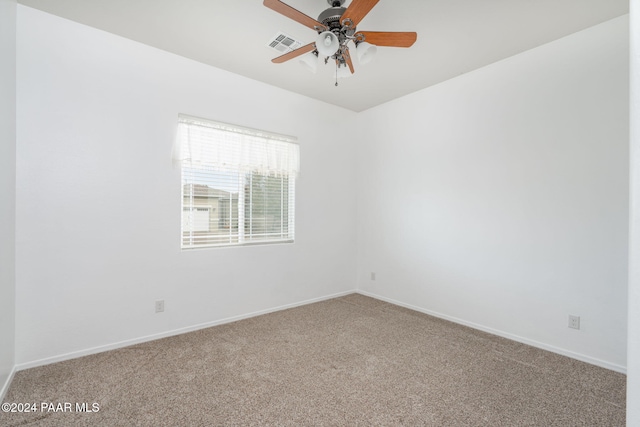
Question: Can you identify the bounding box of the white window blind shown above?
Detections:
[176,115,299,249]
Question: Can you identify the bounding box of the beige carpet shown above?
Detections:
[1,294,626,426]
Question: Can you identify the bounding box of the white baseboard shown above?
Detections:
[15,290,355,372]
[356,290,627,374]
[15,288,624,375]
[0,366,17,402]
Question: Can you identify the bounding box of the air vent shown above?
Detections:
[266,32,303,53]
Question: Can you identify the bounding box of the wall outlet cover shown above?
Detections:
[568,315,580,330]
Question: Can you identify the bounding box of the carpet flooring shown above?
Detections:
[0,294,626,426]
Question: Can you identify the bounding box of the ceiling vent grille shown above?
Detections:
[266,32,303,53]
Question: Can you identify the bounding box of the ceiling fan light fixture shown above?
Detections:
[315,31,340,57]
[264,0,417,84]
[356,41,377,65]
[299,52,319,74]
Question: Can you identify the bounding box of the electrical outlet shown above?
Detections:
[568,315,580,330]
[371,272,376,281]
[155,300,165,313]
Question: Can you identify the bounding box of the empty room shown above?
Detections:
[1,0,640,425]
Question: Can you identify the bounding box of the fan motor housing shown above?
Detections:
[318,6,347,30]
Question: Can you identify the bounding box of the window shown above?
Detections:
[176,115,299,249]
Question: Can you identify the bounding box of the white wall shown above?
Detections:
[628,1,640,424]
[15,6,357,366]
[356,16,629,371]
[0,0,17,398]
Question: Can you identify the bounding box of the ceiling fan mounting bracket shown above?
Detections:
[341,18,354,29]
[327,0,346,6]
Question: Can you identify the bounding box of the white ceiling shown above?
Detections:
[17,0,628,112]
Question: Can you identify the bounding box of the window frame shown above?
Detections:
[176,115,299,250]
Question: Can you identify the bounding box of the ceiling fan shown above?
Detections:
[264,0,417,84]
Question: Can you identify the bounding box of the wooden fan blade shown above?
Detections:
[263,0,326,31]
[271,43,316,64]
[356,31,417,47]
[342,48,355,74]
[340,0,379,28]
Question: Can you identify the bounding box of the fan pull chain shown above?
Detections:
[335,62,339,87]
